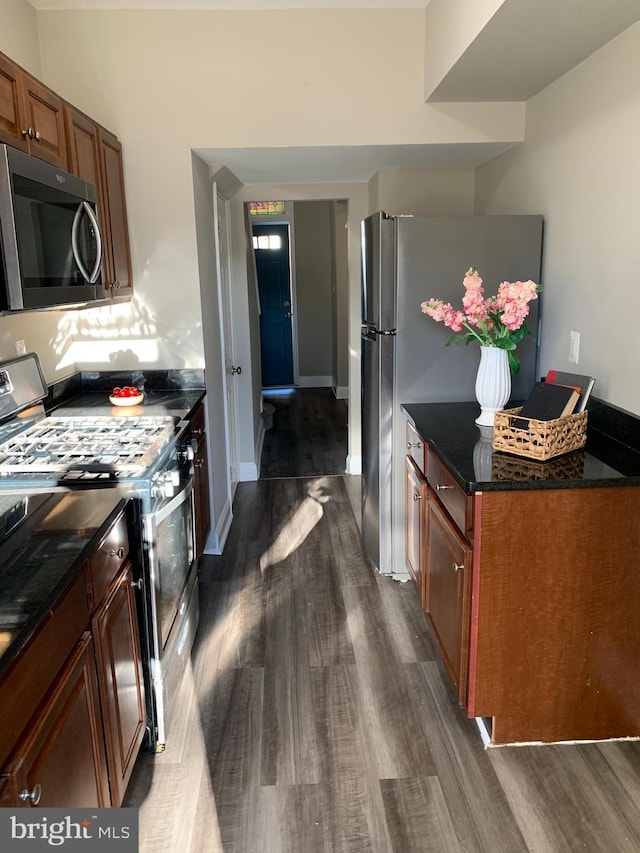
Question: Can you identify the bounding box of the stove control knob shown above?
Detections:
[154,471,176,499]
[170,469,181,487]
[185,443,196,461]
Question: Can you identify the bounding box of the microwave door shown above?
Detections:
[72,201,103,284]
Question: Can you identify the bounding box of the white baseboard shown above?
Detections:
[298,375,333,388]
[204,496,233,555]
[239,461,259,481]
[333,385,348,399]
[238,421,264,483]
[346,453,361,475]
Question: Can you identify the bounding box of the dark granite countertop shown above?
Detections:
[46,388,205,422]
[0,488,129,680]
[402,401,640,492]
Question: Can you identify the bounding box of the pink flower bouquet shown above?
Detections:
[420,267,540,373]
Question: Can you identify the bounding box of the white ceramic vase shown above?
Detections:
[475,345,511,427]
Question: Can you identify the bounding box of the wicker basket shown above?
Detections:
[492,407,587,461]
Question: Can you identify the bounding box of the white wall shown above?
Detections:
[293,201,333,382]
[0,0,42,77]
[476,22,640,415]
[370,166,476,215]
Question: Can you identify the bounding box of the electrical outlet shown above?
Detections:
[569,331,580,364]
[15,340,26,356]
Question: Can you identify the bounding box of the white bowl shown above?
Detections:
[109,393,144,407]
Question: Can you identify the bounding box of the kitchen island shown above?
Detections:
[402,400,640,746]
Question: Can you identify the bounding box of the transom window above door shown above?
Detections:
[253,234,282,250]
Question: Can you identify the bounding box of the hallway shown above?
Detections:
[259,388,348,478]
[124,476,640,852]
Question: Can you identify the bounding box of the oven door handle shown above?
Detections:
[153,471,194,525]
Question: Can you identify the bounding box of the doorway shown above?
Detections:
[252,222,294,387]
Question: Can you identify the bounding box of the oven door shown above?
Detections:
[143,468,199,751]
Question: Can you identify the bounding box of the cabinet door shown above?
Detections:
[65,104,101,185]
[8,633,110,808]
[191,403,211,558]
[20,73,68,168]
[405,456,426,603]
[92,561,146,807]
[426,493,472,704]
[98,127,133,294]
[0,54,28,151]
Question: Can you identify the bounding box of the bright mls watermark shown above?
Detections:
[0,809,138,851]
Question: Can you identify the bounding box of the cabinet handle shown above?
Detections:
[195,459,203,469]
[407,441,421,450]
[453,562,464,572]
[109,546,125,559]
[192,427,204,437]
[131,578,144,590]
[435,484,452,491]
[21,128,32,138]
[19,784,42,805]
[413,492,421,501]
[34,130,41,141]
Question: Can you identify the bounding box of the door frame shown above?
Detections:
[213,189,239,502]
[250,212,299,387]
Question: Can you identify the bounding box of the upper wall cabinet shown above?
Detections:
[0,53,68,169]
[65,106,133,297]
[98,128,133,296]
[0,49,133,304]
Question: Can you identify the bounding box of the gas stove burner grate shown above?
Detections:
[0,415,177,477]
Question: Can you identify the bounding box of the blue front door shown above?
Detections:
[253,223,294,387]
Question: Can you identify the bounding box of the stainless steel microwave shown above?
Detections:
[0,144,104,312]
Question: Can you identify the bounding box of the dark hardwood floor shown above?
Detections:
[124,477,640,852]
[259,388,348,478]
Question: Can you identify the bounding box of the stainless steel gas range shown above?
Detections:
[0,353,199,753]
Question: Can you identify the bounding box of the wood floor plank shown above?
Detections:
[311,665,393,852]
[490,741,640,852]
[406,661,529,852]
[342,584,438,779]
[380,776,460,853]
[261,585,320,786]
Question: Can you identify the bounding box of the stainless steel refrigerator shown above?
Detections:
[361,211,543,577]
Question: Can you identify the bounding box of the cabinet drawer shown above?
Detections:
[85,512,129,609]
[427,451,472,538]
[406,420,427,475]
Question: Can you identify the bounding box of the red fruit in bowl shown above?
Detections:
[112,386,122,396]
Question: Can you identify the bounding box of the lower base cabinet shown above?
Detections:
[92,561,146,807]
[1,504,146,807]
[425,492,471,703]
[5,633,110,808]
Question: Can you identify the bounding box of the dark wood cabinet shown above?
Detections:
[1,504,145,807]
[404,409,640,745]
[404,456,426,602]
[425,491,472,703]
[1,48,133,302]
[4,633,110,808]
[0,53,67,168]
[98,127,133,296]
[65,106,133,299]
[191,401,211,558]
[92,561,146,806]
